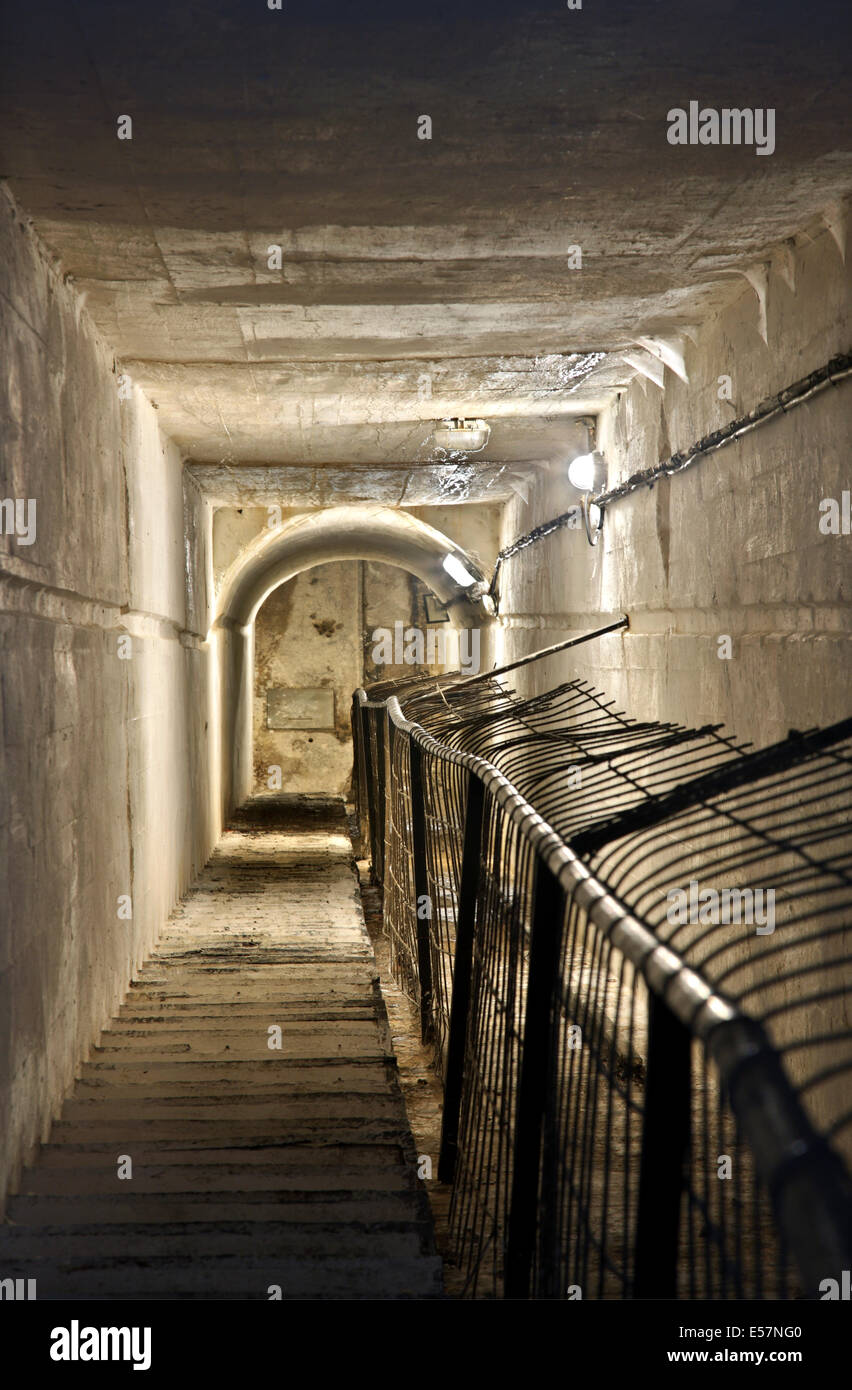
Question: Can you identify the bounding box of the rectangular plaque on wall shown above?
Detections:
[266,687,335,730]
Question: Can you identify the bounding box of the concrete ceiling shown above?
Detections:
[2,0,850,501]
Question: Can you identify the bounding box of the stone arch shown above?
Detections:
[212,505,494,810]
[216,504,489,627]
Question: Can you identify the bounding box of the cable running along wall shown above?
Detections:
[489,351,852,606]
[352,634,852,1300]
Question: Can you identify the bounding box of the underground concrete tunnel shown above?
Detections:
[0,0,851,1331]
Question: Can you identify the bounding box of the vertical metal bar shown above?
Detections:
[374,706,386,883]
[382,705,395,886]
[360,702,378,877]
[408,734,434,1042]
[633,995,691,1298]
[350,693,366,858]
[438,770,485,1184]
[505,858,563,1299]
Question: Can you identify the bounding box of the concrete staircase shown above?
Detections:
[0,797,443,1299]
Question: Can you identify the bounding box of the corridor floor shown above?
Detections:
[0,796,443,1299]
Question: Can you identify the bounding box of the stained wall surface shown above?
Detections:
[253,561,363,797]
[252,557,468,796]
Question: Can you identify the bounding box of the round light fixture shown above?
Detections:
[433,417,491,453]
[568,450,606,493]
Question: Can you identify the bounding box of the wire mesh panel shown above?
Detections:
[353,664,852,1301]
[382,714,421,1006]
[581,725,852,1175]
[533,890,647,1299]
[448,789,537,1298]
[408,676,747,843]
[529,896,800,1301]
[681,1045,795,1300]
[420,749,469,1077]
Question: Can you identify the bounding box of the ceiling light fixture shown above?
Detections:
[442,553,477,587]
[433,418,491,453]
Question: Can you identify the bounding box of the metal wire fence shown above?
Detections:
[351,640,852,1300]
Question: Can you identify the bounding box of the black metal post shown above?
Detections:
[350,694,367,858]
[633,994,691,1298]
[408,733,434,1043]
[374,706,386,883]
[360,702,379,878]
[505,858,564,1298]
[438,771,485,1183]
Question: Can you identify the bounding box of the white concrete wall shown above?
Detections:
[0,187,218,1211]
[492,222,850,1147]
[496,223,851,745]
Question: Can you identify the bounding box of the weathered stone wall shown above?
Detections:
[253,561,363,797]
[496,223,851,746]
[251,557,456,797]
[0,189,218,1211]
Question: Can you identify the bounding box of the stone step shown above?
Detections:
[9,1256,444,1299]
[81,1057,392,1077]
[98,1020,381,1038]
[16,1165,414,1195]
[27,1144,406,1170]
[72,1071,394,1097]
[115,1004,378,1019]
[91,1037,388,1059]
[58,1095,406,1123]
[46,1118,414,1146]
[131,965,376,983]
[7,1193,432,1226]
[0,1224,425,1260]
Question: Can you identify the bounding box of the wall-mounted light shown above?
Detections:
[442,553,477,587]
[433,417,491,453]
[568,450,606,493]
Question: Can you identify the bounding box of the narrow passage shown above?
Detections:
[1,796,442,1300]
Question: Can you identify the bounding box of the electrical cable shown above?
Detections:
[489,351,852,607]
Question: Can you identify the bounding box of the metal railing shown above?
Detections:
[351,640,852,1300]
